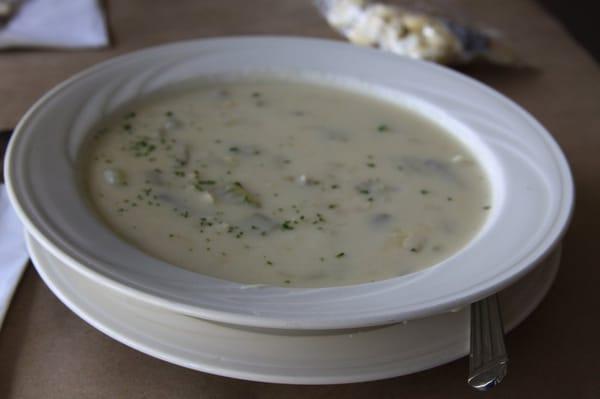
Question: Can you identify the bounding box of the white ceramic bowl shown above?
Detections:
[5,37,573,330]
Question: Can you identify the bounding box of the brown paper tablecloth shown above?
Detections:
[1,1,599,397]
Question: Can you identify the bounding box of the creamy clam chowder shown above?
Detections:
[84,78,491,288]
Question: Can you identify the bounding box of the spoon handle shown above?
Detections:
[468,294,508,391]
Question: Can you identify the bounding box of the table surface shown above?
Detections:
[1,1,599,398]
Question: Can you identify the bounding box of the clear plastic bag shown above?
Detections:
[315,0,520,65]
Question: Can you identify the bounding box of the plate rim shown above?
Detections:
[26,233,562,384]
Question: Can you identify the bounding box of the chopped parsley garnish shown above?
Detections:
[336,252,345,258]
[314,213,326,223]
[130,139,156,157]
[377,124,389,132]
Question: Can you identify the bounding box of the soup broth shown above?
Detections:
[84,78,491,287]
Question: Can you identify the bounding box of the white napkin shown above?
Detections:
[0,0,109,50]
[0,185,28,330]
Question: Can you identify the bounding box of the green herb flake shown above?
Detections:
[377,124,389,132]
[225,182,261,207]
[130,139,156,157]
[420,189,430,195]
[336,252,345,258]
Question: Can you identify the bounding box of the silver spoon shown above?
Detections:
[468,294,508,391]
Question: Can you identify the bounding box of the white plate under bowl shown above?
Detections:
[27,233,561,384]
[5,37,573,330]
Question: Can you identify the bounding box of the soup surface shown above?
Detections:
[84,78,491,287]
